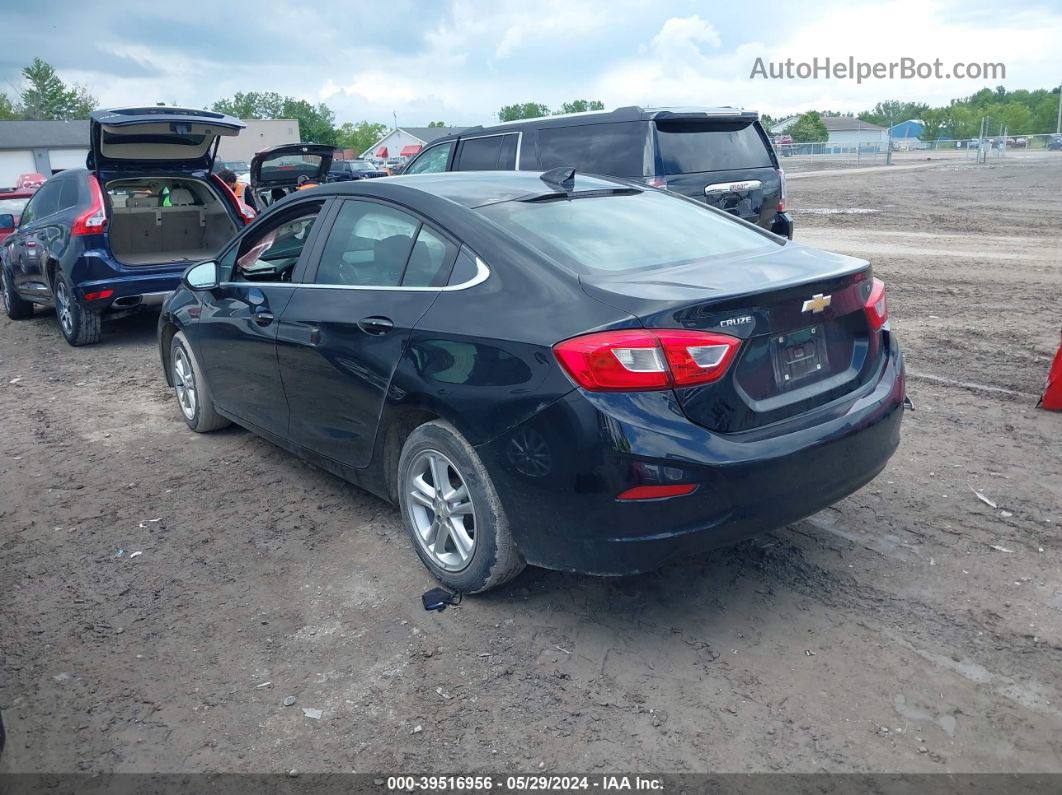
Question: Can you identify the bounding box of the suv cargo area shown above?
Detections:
[105,177,238,266]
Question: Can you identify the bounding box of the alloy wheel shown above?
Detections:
[55,280,73,335]
[173,347,198,421]
[405,449,477,572]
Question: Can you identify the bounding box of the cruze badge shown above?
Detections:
[719,316,753,328]
[801,293,832,313]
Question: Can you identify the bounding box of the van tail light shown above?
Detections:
[865,277,888,331]
[553,329,742,391]
[210,174,256,224]
[776,167,787,212]
[71,174,107,236]
[646,176,668,189]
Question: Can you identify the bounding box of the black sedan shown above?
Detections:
[158,169,905,592]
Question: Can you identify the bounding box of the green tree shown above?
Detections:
[211,92,338,145]
[555,99,605,115]
[18,57,97,120]
[861,100,929,128]
[336,121,388,154]
[498,102,550,122]
[0,93,19,120]
[788,111,828,143]
[427,120,447,128]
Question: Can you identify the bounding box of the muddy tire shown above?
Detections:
[53,270,101,346]
[398,421,525,593]
[2,266,33,320]
[170,331,230,433]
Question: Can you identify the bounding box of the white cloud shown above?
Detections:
[597,0,1062,118]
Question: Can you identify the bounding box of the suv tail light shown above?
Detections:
[776,167,787,212]
[553,329,742,391]
[210,173,256,224]
[71,174,107,236]
[865,277,888,331]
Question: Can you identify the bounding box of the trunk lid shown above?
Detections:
[89,107,244,177]
[651,116,781,228]
[250,143,335,190]
[580,243,881,433]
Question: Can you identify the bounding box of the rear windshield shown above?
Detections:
[536,121,647,178]
[260,155,323,183]
[478,189,777,274]
[655,120,774,174]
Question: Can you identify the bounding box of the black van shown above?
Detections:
[401,106,792,238]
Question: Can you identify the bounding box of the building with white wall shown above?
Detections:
[216,119,300,161]
[770,115,889,152]
[361,126,466,162]
[0,120,90,185]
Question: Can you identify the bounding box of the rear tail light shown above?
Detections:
[553,329,742,391]
[646,176,668,189]
[776,167,787,212]
[865,277,888,331]
[210,174,256,224]
[71,175,107,236]
[83,289,113,302]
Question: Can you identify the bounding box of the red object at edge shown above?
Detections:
[1041,330,1062,411]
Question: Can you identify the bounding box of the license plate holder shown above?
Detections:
[770,325,829,388]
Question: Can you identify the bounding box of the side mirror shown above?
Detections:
[183,260,219,290]
[0,214,14,230]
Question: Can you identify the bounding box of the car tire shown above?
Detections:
[170,330,230,433]
[53,270,101,346]
[398,421,525,593]
[1,267,33,320]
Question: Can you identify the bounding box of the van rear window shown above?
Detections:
[655,120,773,174]
[536,122,646,178]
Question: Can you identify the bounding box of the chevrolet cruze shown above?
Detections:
[158,169,904,592]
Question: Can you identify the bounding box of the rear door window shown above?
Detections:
[405,142,453,174]
[655,120,774,174]
[315,200,417,287]
[28,182,61,219]
[455,134,518,171]
[536,122,647,177]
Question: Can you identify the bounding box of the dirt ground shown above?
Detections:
[1,158,1060,775]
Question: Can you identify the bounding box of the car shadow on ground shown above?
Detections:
[21,307,160,349]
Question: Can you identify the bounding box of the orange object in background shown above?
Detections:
[1040,329,1062,411]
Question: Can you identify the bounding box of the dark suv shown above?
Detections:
[1,107,253,345]
[402,106,792,238]
[328,159,388,182]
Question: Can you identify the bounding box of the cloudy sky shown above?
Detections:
[2,0,1060,126]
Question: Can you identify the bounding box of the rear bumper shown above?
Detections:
[71,251,187,311]
[772,211,794,239]
[476,336,904,575]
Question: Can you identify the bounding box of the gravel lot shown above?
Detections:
[1,158,1060,774]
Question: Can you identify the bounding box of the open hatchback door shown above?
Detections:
[88,107,245,177]
[249,143,335,207]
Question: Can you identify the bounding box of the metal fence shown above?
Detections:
[777,133,1062,172]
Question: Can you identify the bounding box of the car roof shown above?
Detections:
[313,170,633,208]
[449,105,758,138]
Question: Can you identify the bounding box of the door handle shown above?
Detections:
[252,309,275,326]
[357,316,394,335]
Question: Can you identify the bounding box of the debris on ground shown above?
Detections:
[129,551,143,559]
[969,485,998,509]
[989,545,1013,553]
[302,708,322,720]
[282,696,296,707]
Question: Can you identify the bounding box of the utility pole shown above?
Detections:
[1056,79,1061,133]
[393,110,398,131]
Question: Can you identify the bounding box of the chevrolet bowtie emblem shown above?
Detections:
[801,293,832,313]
